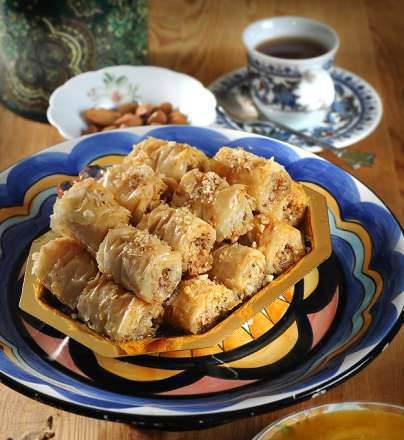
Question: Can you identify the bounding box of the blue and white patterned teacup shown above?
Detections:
[243,17,339,130]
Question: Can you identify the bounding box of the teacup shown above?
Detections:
[243,16,339,130]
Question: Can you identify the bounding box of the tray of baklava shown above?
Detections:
[20,137,331,356]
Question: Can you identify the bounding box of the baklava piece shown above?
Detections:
[258,222,306,275]
[271,181,309,227]
[172,169,255,242]
[31,237,98,310]
[213,147,292,213]
[138,204,216,275]
[210,243,266,300]
[101,160,167,223]
[77,274,163,341]
[127,137,209,182]
[165,276,241,334]
[96,225,182,303]
[50,178,130,255]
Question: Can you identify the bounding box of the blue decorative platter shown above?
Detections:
[0,126,402,430]
[210,67,382,152]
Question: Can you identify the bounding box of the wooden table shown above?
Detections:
[0,1,402,438]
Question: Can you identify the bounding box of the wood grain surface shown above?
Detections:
[0,1,402,439]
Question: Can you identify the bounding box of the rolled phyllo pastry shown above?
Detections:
[258,222,306,275]
[77,274,163,341]
[210,244,266,300]
[172,170,255,242]
[96,225,182,303]
[50,178,130,255]
[165,276,240,334]
[271,181,309,227]
[127,137,209,182]
[137,204,216,275]
[101,160,167,223]
[31,237,98,310]
[213,147,292,213]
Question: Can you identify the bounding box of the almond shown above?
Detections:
[82,124,99,134]
[147,110,168,125]
[158,102,173,115]
[82,108,120,126]
[117,102,138,114]
[168,111,188,124]
[115,113,143,126]
[136,103,154,118]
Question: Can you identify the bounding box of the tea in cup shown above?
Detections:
[243,16,339,130]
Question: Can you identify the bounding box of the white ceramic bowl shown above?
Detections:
[47,65,217,139]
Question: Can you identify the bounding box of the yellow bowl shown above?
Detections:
[19,184,331,357]
[252,402,404,440]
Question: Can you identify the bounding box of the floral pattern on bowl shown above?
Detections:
[87,72,140,107]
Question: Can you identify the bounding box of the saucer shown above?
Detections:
[209,66,382,152]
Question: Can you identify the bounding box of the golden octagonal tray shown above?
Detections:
[20,185,331,357]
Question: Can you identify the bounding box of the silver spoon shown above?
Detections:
[215,100,375,169]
